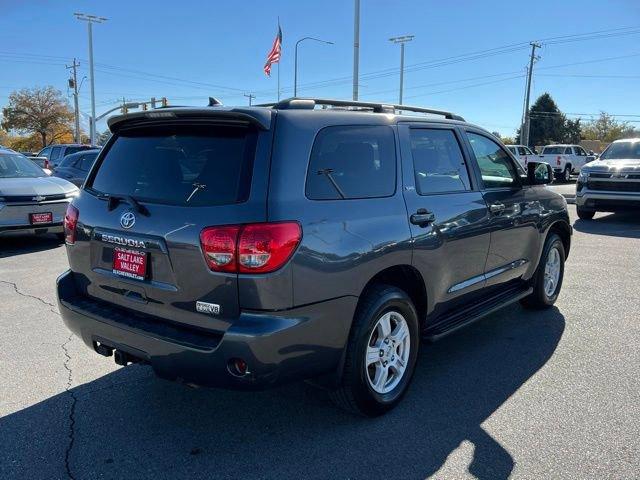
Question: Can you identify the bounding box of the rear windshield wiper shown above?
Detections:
[317,168,346,199]
[106,194,150,216]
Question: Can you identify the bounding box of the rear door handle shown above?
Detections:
[410,208,435,226]
[490,203,506,215]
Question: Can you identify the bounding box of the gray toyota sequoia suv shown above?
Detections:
[57,98,571,416]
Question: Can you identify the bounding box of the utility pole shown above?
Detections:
[66,58,81,143]
[244,93,256,106]
[74,13,108,146]
[521,42,541,147]
[352,0,360,100]
[389,35,414,105]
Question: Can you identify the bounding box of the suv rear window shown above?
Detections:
[306,126,396,200]
[89,124,257,206]
[543,147,564,155]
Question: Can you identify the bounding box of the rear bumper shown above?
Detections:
[576,190,640,211]
[0,223,63,237]
[57,270,356,389]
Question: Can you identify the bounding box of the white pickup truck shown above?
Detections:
[505,144,537,169]
[539,144,595,182]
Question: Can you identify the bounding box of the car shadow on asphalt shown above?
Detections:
[574,212,640,239]
[1,304,564,480]
[0,235,63,258]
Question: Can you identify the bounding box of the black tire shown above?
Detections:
[330,284,420,416]
[521,233,565,310]
[577,207,595,220]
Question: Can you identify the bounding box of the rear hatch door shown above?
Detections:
[69,115,272,334]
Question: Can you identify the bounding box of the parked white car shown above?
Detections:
[539,144,595,182]
[505,144,537,169]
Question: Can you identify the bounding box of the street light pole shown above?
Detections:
[74,13,107,146]
[353,0,360,100]
[294,37,334,97]
[389,35,414,105]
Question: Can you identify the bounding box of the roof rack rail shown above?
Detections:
[257,97,465,121]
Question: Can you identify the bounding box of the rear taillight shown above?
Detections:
[199,225,241,273]
[44,159,50,169]
[64,204,79,244]
[200,222,302,274]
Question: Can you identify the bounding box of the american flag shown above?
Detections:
[263,25,282,77]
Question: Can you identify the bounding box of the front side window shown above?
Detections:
[38,147,51,159]
[0,153,47,178]
[306,126,396,200]
[409,128,470,194]
[467,132,519,189]
[89,124,258,207]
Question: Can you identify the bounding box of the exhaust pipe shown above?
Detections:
[114,350,142,366]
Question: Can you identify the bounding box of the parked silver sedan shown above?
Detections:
[0,148,78,238]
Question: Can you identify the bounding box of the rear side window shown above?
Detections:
[50,146,62,160]
[306,126,396,200]
[564,147,573,155]
[517,147,527,155]
[409,128,470,194]
[89,124,258,206]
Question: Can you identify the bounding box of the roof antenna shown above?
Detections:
[208,97,223,106]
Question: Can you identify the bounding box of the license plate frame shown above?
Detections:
[29,212,53,224]
[112,247,148,281]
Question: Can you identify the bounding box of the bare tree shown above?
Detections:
[1,86,74,148]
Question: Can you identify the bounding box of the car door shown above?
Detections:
[398,124,491,316]
[463,130,540,289]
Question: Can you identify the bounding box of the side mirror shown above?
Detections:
[527,161,553,185]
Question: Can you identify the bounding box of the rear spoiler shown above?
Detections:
[107,107,273,132]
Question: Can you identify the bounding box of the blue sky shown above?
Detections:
[1,0,639,136]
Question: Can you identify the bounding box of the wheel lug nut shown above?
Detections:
[384,338,390,344]
[379,350,384,357]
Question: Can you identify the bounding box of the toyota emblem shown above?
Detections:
[120,211,136,229]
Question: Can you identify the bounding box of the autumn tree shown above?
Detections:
[581,112,639,143]
[1,86,74,148]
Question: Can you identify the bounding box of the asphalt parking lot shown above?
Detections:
[1,205,639,480]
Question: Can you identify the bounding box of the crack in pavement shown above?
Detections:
[0,280,59,316]
[1,279,77,479]
[62,333,78,480]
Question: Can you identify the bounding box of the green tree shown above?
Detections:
[563,118,582,144]
[516,93,567,147]
[1,86,74,148]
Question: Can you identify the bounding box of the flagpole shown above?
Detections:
[277,17,281,101]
